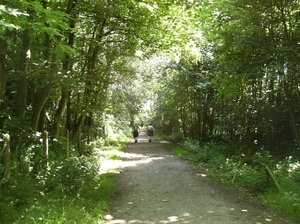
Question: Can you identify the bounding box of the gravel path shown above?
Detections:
[105,130,295,224]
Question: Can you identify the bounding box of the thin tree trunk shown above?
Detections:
[265,165,281,191]
[0,30,15,115]
[2,133,10,181]
[31,51,58,131]
[78,126,82,156]
[43,131,49,168]
[15,31,30,119]
[31,84,52,131]
[283,78,300,150]
[66,129,70,158]
[31,33,59,131]
[54,90,69,134]
[53,0,78,135]
[73,114,87,136]
[87,127,90,144]
[38,104,47,132]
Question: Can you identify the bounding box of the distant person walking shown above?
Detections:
[132,125,140,143]
[147,124,154,142]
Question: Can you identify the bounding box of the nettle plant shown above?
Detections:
[44,156,101,196]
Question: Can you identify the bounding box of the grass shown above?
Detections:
[168,139,300,223]
[170,145,186,158]
[15,174,115,223]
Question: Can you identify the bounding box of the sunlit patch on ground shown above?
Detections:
[167,216,178,222]
[99,149,165,174]
[196,173,207,177]
[105,131,291,224]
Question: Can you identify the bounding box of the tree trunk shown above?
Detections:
[53,0,78,135]
[31,34,59,132]
[73,114,87,137]
[78,126,82,156]
[31,51,58,131]
[0,30,15,117]
[2,133,11,181]
[43,131,49,168]
[66,129,70,158]
[38,104,47,132]
[54,90,70,135]
[283,78,300,150]
[265,165,281,191]
[15,31,30,119]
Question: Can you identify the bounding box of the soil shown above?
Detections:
[105,130,296,224]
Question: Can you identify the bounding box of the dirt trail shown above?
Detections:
[105,130,295,224]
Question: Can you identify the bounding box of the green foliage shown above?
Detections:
[182,139,226,170]
[149,0,300,159]
[170,145,186,158]
[170,132,185,143]
[43,156,101,196]
[234,167,267,192]
[259,160,300,221]
[0,177,38,223]
[0,137,123,223]
[14,173,115,224]
[3,0,300,222]
[171,139,300,221]
[262,190,300,222]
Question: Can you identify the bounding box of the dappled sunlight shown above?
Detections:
[196,173,207,177]
[119,155,165,169]
[106,206,277,224]
[105,132,287,224]
[106,212,190,223]
[100,150,165,174]
[159,140,171,144]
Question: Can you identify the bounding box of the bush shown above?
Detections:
[44,156,101,196]
[235,167,267,192]
[182,139,226,169]
[261,189,300,222]
[0,177,38,223]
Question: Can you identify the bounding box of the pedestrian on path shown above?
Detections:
[132,125,140,143]
[147,124,154,142]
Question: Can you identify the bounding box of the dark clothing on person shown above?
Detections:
[147,124,154,142]
[133,129,139,138]
[147,129,154,137]
[133,126,139,143]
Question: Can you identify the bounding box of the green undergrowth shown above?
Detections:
[168,139,300,222]
[0,137,127,224]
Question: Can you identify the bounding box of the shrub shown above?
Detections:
[44,156,101,196]
[234,167,267,192]
[0,177,38,223]
[262,190,300,221]
[175,138,300,221]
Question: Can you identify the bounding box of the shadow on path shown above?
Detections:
[105,130,294,224]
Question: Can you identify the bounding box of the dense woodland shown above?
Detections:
[1,0,300,223]
[153,0,300,157]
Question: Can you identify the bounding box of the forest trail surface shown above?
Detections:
[105,130,295,224]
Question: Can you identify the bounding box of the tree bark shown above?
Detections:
[2,133,11,181]
[31,51,58,131]
[15,31,30,119]
[0,30,15,104]
[282,78,300,150]
[265,165,281,191]
[43,131,49,168]
[54,90,70,134]
[53,0,78,135]
[66,129,70,158]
